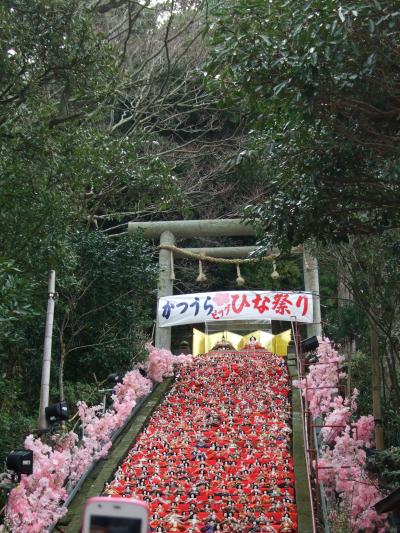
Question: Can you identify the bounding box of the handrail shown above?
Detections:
[313,425,331,533]
[47,393,149,532]
[290,319,332,532]
[290,319,318,533]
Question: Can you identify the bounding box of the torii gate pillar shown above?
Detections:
[155,231,175,349]
[303,249,322,338]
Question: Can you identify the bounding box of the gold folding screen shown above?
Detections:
[192,329,291,356]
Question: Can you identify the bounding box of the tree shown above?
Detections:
[0,0,180,462]
[56,231,158,399]
[317,234,400,446]
[1,0,117,128]
[329,235,400,408]
[85,0,266,225]
[207,0,400,248]
[208,0,400,450]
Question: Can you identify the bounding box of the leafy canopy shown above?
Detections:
[208,0,400,248]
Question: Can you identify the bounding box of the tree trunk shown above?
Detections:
[370,321,384,450]
[59,341,66,402]
[388,339,400,409]
[337,259,354,394]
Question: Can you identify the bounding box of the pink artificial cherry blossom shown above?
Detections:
[5,345,193,532]
[296,337,387,531]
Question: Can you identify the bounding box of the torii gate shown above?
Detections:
[128,219,321,349]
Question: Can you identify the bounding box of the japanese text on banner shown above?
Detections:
[158,291,313,327]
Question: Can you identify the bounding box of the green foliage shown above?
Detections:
[0,376,36,464]
[348,351,372,415]
[0,259,38,344]
[54,231,158,383]
[0,0,178,465]
[60,381,103,412]
[366,447,400,490]
[0,0,118,127]
[347,348,400,448]
[0,123,179,271]
[208,1,400,451]
[383,405,400,448]
[241,258,303,292]
[1,0,181,271]
[209,0,399,112]
[336,235,400,405]
[208,0,400,248]
[325,303,368,350]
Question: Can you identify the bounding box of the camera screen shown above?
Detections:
[90,515,142,533]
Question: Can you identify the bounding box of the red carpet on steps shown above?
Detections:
[106,351,297,532]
